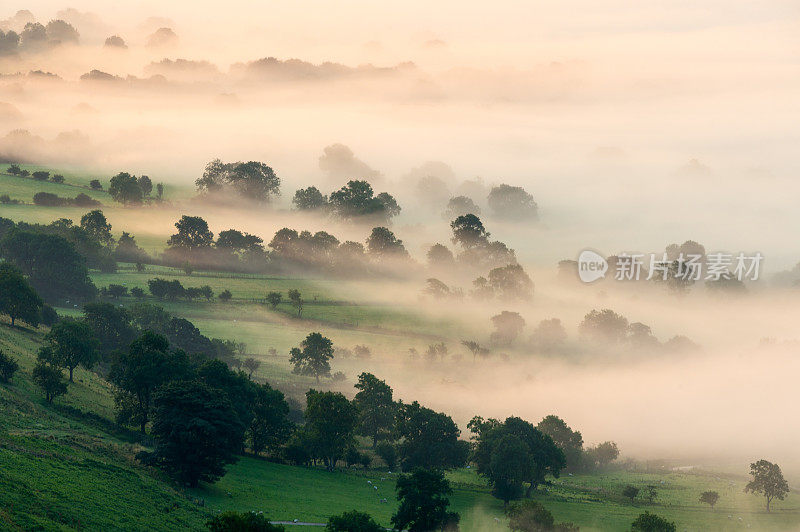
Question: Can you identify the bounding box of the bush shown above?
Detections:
[0,351,19,383]
[99,255,118,273]
[51,174,65,183]
[326,510,382,532]
[40,304,59,326]
[72,193,100,207]
[207,511,284,532]
[131,287,145,298]
[33,192,65,206]
[631,512,676,532]
[89,179,102,190]
[32,171,50,181]
[219,289,232,302]
[0,194,17,204]
[375,442,398,470]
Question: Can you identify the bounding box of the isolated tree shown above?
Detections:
[219,289,232,302]
[450,214,489,248]
[623,485,640,503]
[290,332,334,383]
[584,441,619,470]
[89,179,102,190]
[745,459,789,512]
[32,170,50,181]
[51,174,65,183]
[487,184,538,220]
[630,512,675,532]
[461,340,489,363]
[0,263,42,327]
[699,491,719,510]
[326,510,382,532]
[444,196,481,219]
[536,415,584,472]
[0,351,20,383]
[487,264,533,300]
[490,311,526,346]
[579,309,629,344]
[366,227,408,259]
[109,331,191,433]
[293,186,327,210]
[196,159,281,202]
[530,319,567,352]
[353,372,395,447]
[108,172,143,204]
[266,291,282,308]
[150,380,244,487]
[248,382,292,456]
[207,511,284,532]
[288,289,303,318]
[304,389,358,469]
[32,358,68,403]
[487,433,532,504]
[506,500,577,532]
[167,215,214,249]
[156,183,164,198]
[115,232,148,263]
[243,357,261,379]
[392,468,460,532]
[329,180,398,221]
[80,210,113,245]
[7,164,21,175]
[44,319,100,382]
[427,244,455,268]
[395,401,469,471]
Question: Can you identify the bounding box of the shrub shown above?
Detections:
[207,511,284,532]
[326,510,382,532]
[131,287,145,298]
[99,256,118,273]
[33,192,65,206]
[631,512,676,532]
[51,174,65,183]
[40,304,59,326]
[72,193,100,207]
[376,442,398,470]
[0,351,19,383]
[89,179,102,190]
[219,289,232,302]
[32,171,50,181]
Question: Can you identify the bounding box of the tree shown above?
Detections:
[266,291,282,308]
[392,468,459,532]
[131,287,145,298]
[248,382,292,456]
[287,289,303,318]
[304,389,358,469]
[395,401,469,471]
[0,350,19,383]
[156,183,164,199]
[219,289,232,302]
[376,442,398,470]
[536,415,583,472]
[450,214,488,248]
[329,180,398,221]
[106,284,128,298]
[1,229,97,302]
[490,311,526,346]
[137,175,153,196]
[207,511,284,532]
[366,227,407,259]
[149,380,244,487]
[32,170,50,181]
[83,302,137,358]
[461,340,489,363]
[530,319,567,353]
[488,264,534,300]
[630,512,675,532]
[115,232,149,263]
[745,459,789,512]
[7,164,21,175]
[289,332,333,383]
[51,174,65,183]
[487,184,538,220]
[32,358,68,403]
[0,263,42,327]
[44,319,100,382]
[196,159,281,203]
[109,331,191,433]
[80,210,113,245]
[472,416,566,499]
[353,372,395,447]
[579,309,629,344]
[167,215,214,250]
[699,491,719,510]
[326,510,382,532]
[622,485,640,503]
[89,179,102,190]
[427,244,455,268]
[216,229,264,255]
[584,441,619,470]
[108,172,143,204]
[243,357,261,379]
[292,186,327,210]
[444,196,480,219]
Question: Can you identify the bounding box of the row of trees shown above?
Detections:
[292,180,401,223]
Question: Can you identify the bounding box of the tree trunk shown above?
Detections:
[69,367,74,382]
[10,316,15,326]
[140,418,147,433]
[315,374,319,384]
[766,497,771,512]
